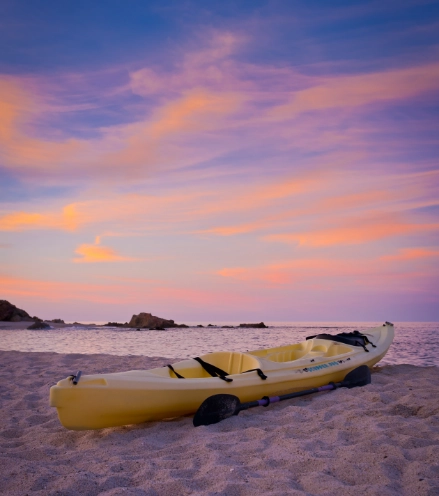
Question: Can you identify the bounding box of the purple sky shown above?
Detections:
[1,1,438,322]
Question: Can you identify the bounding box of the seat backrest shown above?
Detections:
[202,351,261,374]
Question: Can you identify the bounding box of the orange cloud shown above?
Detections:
[73,238,135,263]
[0,204,79,231]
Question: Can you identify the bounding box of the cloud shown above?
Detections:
[0,204,79,231]
[0,274,136,305]
[1,165,436,254]
[269,62,439,119]
[217,266,293,285]
[73,237,136,263]
[0,273,255,310]
[129,31,247,97]
[216,251,439,295]
[380,248,439,262]
[2,30,438,187]
[265,214,439,247]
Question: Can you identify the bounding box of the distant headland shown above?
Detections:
[0,300,267,330]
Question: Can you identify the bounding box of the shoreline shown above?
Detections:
[0,321,103,330]
[1,350,438,495]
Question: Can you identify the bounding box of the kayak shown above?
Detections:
[49,322,394,430]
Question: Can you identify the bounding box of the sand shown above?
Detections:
[0,351,438,496]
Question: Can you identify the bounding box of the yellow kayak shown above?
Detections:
[49,322,394,430]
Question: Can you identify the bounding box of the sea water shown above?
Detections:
[0,322,438,366]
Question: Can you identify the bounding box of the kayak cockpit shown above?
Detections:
[152,341,356,380]
[150,351,263,379]
[249,339,354,362]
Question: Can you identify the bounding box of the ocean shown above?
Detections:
[0,322,438,366]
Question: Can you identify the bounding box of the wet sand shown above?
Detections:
[0,350,438,495]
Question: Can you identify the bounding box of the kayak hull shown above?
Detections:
[49,323,394,430]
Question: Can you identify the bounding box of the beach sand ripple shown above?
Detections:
[0,351,438,495]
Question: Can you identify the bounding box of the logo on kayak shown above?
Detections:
[300,358,350,373]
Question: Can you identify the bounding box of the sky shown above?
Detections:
[1,0,439,323]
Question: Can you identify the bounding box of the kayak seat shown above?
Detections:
[201,351,262,375]
[165,352,261,379]
[265,348,308,362]
[311,345,327,352]
[324,343,354,357]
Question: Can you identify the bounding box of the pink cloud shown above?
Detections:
[265,214,439,247]
[380,248,439,262]
[216,252,439,297]
[2,32,438,187]
[270,62,439,118]
[0,273,256,314]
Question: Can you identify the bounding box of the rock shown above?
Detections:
[104,322,125,327]
[0,300,33,322]
[27,321,51,330]
[222,325,234,328]
[149,326,166,331]
[127,312,179,329]
[239,322,267,328]
[50,319,65,324]
[197,325,204,328]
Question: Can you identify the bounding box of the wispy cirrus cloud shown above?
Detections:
[265,214,439,247]
[269,62,439,119]
[0,272,256,315]
[1,165,437,255]
[216,250,439,295]
[380,248,439,261]
[1,31,438,188]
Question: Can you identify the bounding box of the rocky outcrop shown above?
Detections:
[0,300,33,322]
[127,312,179,329]
[239,322,268,328]
[27,320,51,330]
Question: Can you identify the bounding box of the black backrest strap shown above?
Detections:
[242,368,267,380]
[167,364,185,379]
[193,357,233,382]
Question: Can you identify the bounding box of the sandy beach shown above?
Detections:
[0,351,438,496]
